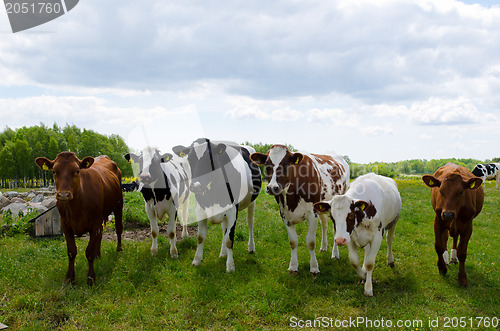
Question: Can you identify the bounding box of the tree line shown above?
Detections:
[244,142,498,179]
[0,127,497,189]
[0,124,133,188]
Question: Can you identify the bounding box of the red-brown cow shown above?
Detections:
[422,163,484,287]
[36,152,123,286]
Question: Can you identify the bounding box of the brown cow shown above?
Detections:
[36,152,123,286]
[422,163,483,287]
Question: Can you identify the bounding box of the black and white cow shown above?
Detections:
[173,138,262,272]
[124,147,191,258]
[122,181,139,192]
[472,163,500,189]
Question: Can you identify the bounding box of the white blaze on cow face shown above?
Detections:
[329,195,354,245]
[267,145,288,195]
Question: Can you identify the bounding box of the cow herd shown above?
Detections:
[34,139,495,296]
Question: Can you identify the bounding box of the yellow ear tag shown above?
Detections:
[42,164,49,171]
[86,161,90,168]
[295,158,299,165]
[179,151,186,157]
[428,179,434,186]
[470,182,475,189]
[360,204,366,211]
[129,159,134,164]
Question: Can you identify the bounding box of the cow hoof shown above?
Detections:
[87,276,95,286]
[320,247,328,252]
[450,259,458,265]
[150,248,158,255]
[171,253,179,260]
[226,266,235,273]
[116,245,123,252]
[248,249,255,254]
[289,270,299,276]
[192,259,202,266]
[387,261,395,268]
[364,290,373,297]
[310,270,320,276]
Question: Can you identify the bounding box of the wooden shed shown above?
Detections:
[30,205,62,237]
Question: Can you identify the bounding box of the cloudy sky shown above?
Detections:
[1,0,500,163]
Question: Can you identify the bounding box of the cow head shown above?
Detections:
[124,147,172,188]
[314,195,376,245]
[36,151,94,201]
[422,173,482,222]
[250,145,303,196]
[173,138,235,197]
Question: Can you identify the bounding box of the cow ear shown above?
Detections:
[161,153,173,163]
[250,152,267,166]
[35,157,53,171]
[354,200,369,212]
[124,153,139,164]
[464,177,482,190]
[173,145,190,158]
[80,157,94,169]
[314,202,331,213]
[290,153,303,165]
[215,144,226,155]
[422,175,441,188]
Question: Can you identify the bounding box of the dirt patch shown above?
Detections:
[82,224,198,242]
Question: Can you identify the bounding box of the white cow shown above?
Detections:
[125,147,191,258]
[314,173,401,296]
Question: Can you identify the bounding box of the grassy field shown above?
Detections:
[0,180,499,330]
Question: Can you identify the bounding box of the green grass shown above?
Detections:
[0,180,499,330]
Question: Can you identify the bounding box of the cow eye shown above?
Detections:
[76,170,80,175]
[459,190,464,195]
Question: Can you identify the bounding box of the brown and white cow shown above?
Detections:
[422,163,484,287]
[314,173,401,296]
[36,152,123,286]
[251,145,349,274]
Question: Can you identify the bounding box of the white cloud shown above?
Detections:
[408,97,489,125]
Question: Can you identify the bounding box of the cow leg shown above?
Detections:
[193,219,207,266]
[306,213,320,274]
[246,200,256,254]
[86,226,102,286]
[457,226,472,287]
[180,197,190,239]
[219,221,228,258]
[223,208,238,273]
[114,200,124,252]
[319,213,328,252]
[363,233,383,297]
[331,223,339,259]
[64,231,77,284]
[434,218,449,276]
[347,239,364,281]
[450,236,458,264]
[386,220,397,267]
[286,223,299,274]
[145,203,160,255]
[167,207,178,259]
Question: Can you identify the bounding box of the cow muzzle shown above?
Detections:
[266,184,282,196]
[190,182,204,194]
[335,237,348,246]
[442,211,455,221]
[139,174,152,184]
[56,191,73,201]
